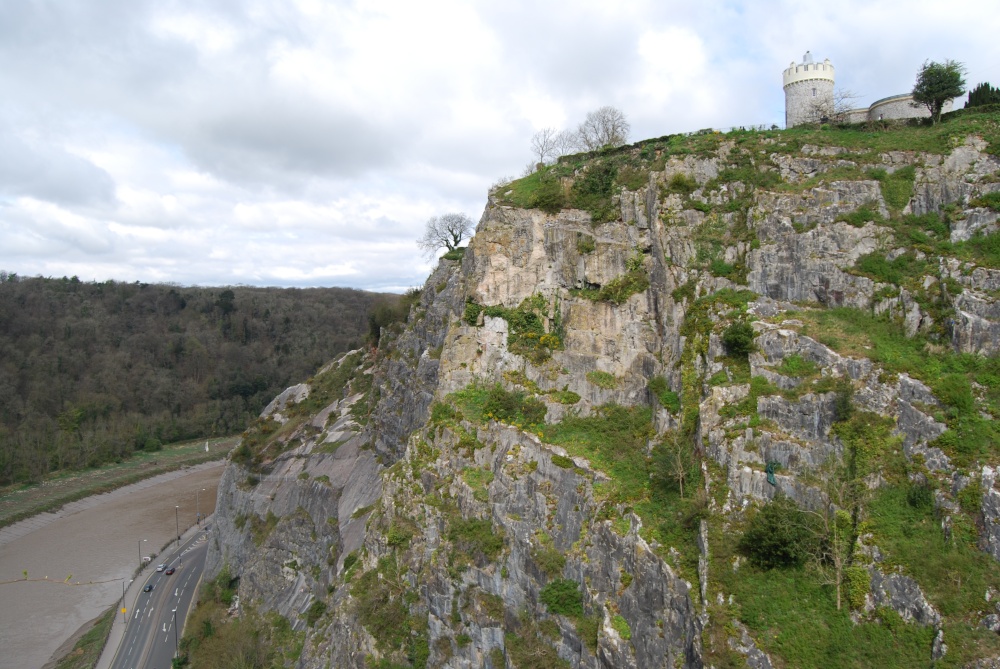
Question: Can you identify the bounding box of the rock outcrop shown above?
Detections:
[203,121,1000,668]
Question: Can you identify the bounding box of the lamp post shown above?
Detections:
[175,505,180,546]
[196,488,206,526]
[121,579,126,624]
[137,538,147,569]
[172,608,178,654]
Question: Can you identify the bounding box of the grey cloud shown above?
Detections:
[179,99,405,186]
[0,133,116,205]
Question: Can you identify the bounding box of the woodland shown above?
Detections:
[0,273,391,484]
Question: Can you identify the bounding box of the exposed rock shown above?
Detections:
[867,565,941,626]
[727,620,774,669]
[981,466,1000,563]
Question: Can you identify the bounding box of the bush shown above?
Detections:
[611,614,632,640]
[482,384,546,426]
[448,518,504,562]
[648,376,681,413]
[722,321,755,357]
[737,495,818,570]
[304,599,327,627]
[533,175,567,214]
[667,172,698,195]
[539,578,584,617]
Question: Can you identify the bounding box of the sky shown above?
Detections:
[1,1,997,293]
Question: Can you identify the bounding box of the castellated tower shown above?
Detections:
[783,51,835,128]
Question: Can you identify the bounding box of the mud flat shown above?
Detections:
[0,462,224,669]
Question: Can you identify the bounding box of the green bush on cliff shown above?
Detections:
[539,578,584,617]
[737,495,819,570]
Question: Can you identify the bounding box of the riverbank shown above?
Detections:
[0,437,235,530]
[0,461,226,669]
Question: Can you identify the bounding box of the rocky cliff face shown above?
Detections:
[205,115,1000,668]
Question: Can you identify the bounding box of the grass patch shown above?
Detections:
[586,370,619,389]
[868,486,1000,622]
[850,251,930,286]
[462,467,494,503]
[868,166,916,213]
[791,307,1000,467]
[834,201,886,227]
[52,607,116,669]
[0,436,234,529]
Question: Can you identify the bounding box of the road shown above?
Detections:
[110,529,210,669]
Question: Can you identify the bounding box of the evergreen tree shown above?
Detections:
[966,82,1000,108]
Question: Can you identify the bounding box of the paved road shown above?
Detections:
[110,530,209,669]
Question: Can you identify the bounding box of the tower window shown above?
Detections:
[812,88,817,97]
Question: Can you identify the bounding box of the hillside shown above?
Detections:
[0,278,393,484]
[191,109,1000,668]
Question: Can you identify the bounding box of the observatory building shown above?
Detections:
[782,52,953,128]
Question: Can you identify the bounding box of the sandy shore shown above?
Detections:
[0,461,225,669]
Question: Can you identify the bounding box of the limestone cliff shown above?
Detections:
[203,111,1000,668]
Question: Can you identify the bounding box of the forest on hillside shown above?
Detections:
[0,273,393,484]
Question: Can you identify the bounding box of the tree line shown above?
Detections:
[0,273,391,484]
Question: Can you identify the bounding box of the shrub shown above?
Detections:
[611,614,632,640]
[667,172,698,195]
[539,578,584,617]
[304,599,327,627]
[482,384,547,426]
[551,454,574,469]
[533,175,567,214]
[843,566,871,610]
[737,495,818,570]
[648,376,681,413]
[448,518,504,562]
[722,321,756,357]
[532,541,567,578]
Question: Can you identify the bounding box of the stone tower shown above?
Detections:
[783,51,835,128]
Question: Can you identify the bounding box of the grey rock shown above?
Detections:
[868,565,941,626]
[981,467,1000,563]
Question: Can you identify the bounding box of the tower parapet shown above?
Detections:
[783,51,835,128]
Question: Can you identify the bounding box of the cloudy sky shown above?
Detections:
[1,0,997,292]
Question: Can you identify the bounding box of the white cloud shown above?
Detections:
[0,0,996,289]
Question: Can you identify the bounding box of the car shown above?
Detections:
[156,564,166,572]
[165,567,175,575]
[143,584,154,592]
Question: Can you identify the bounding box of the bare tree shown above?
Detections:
[417,213,474,258]
[805,89,861,124]
[576,106,630,151]
[652,431,693,499]
[530,127,559,166]
[553,129,581,157]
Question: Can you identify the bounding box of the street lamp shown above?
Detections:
[172,608,178,654]
[137,538,147,569]
[196,488,206,526]
[175,505,180,546]
[120,578,133,624]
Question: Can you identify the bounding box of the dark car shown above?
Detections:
[165,567,176,575]
[143,584,154,592]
